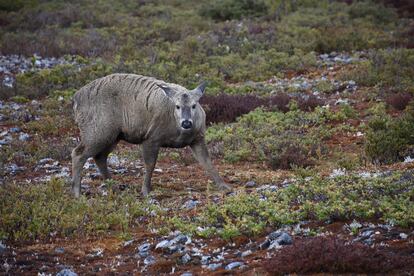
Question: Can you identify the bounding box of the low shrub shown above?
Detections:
[206,108,333,168]
[199,0,268,20]
[264,236,412,274]
[201,94,266,124]
[0,178,161,241]
[339,48,414,92]
[386,93,413,111]
[167,171,414,239]
[201,93,324,124]
[365,109,414,164]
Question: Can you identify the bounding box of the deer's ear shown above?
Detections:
[157,84,174,98]
[193,81,207,97]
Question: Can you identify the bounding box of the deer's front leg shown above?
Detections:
[191,140,231,191]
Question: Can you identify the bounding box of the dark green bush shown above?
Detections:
[365,109,414,164]
[340,48,414,92]
[199,0,268,20]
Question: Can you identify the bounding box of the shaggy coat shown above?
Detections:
[71,73,230,197]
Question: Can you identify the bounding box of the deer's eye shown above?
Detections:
[176,105,180,110]
[192,105,196,109]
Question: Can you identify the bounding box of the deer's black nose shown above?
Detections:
[181,120,192,129]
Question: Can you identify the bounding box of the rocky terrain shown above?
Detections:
[1,50,414,275]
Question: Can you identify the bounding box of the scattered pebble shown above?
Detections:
[56,268,78,276]
[183,199,199,210]
[0,241,6,253]
[123,240,134,247]
[225,261,244,270]
[54,247,65,254]
[181,253,191,264]
[207,263,222,271]
[245,181,256,188]
[400,233,408,239]
[155,240,171,249]
[144,255,156,266]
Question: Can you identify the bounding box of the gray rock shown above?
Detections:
[0,138,11,145]
[173,234,191,244]
[56,269,78,276]
[121,239,133,247]
[7,163,25,175]
[18,133,30,141]
[274,232,293,245]
[259,239,270,250]
[107,155,121,167]
[54,247,65,254]
[264,231,293,249]
[245,181,256,188]
[207,263,222,271]
[241,249,252,257]
[138,242,151,252]
[201,255,211,265]
[400,233,408,239]
[155,239,171,249]
[0,241,6,253]
[181,273,192,276]
[144,255,156,265]
[9,127,21,133]
[181,253,191,264]
[168,244,186,254]
[183,199,199,210]
[225,261,244,270]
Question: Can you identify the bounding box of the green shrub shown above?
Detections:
[16,60,113,98]
[206,108,336,168]
[199,0,268,20]
[365,109,414,164]
[167,171,414,238]
[0,178,160,241]
[339,48,414,92]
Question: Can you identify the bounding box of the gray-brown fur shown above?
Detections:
[71,73,231,197]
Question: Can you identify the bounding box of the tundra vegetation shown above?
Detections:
[0,0,414,274]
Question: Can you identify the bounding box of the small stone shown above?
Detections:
[181,253,191,264]
[400,233,408,239]
[225,261,244,270]
[183,199,198,210]
[241,250,252,257]
[144,255,156,265]
[0,241,6,253]
[54,247,65,254]
[19,133,30,141]
[38,158,54,165]
[349,220,362,230]
[7,163,25,175]
[108,155,121,167]
[9,127,21,133]
[360,230,374,239]
[138,242,151,252]
[173,234,191,245]
[259,239,270,250]
[207,263,222,271]
[155,240,171,249]
[245,181,256,188]
[88,248,104,258]
[56,269,78,276]
[168,244,186,254]
[201,255,211,265]
[181,273,192,276]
